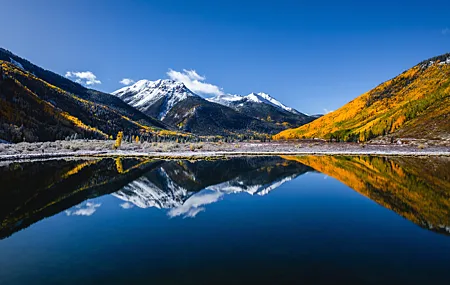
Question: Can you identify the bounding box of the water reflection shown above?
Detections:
[0,157,162,238]
[0,155,449,239]
[113,157,311,217]
[282,156,450,235]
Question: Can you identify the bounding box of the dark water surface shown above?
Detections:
[0,156,449,284]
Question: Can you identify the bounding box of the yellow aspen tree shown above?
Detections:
[113,131,123,150]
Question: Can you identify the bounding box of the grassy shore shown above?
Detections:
[0,140,449,161]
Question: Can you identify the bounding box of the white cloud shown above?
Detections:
[167,190,223,218]
[120,202,134,209]
[65,71,101,86]
[442,28,450,35]
[167,69,224,96]
[183,69,205,81]
[120,78,135,85]
[323,108,333,114]
[65,201,101,216]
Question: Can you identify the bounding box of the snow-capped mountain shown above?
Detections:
[112,79,198,119]
[112,80,283,135]
[208,92,300,115]
[208,92,314,127]
[112,78,317,134]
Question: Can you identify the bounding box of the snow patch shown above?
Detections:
[438,57,450,65]
[9,57,24,70]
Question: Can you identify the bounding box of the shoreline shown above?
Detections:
[1,140,449,162]
[1,149,450,162]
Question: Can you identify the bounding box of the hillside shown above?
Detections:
[0,48,167,130]
[0,61,166,142]
[274,53,450,142]
[162,96,284,135]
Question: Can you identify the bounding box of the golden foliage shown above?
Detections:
[115,157,124,173]
[60,112,108,138]
[113,131,123,150]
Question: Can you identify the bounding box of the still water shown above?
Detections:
[0,156,449,284]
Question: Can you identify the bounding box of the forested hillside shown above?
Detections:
[0,61,166,142]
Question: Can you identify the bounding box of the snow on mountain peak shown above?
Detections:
[112,79,198,119]
[207,91,300,115]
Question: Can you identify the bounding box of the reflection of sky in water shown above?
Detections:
[167,189,223,218]
[65,202,101,217]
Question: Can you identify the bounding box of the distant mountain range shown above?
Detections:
[0,47,315,142]
[274,53,450,142]
[2,46,448,143]
[112,79,315,136]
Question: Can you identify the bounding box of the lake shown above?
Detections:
[0,155,449,284]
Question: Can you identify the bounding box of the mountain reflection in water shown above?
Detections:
[0,155,449,239]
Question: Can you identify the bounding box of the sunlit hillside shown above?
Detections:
[274,54,450,142]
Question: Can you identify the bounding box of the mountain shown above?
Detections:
[0,48,169,142]
[208,92,299,114]
[112,79,198,120]
[207,92,315,127]
[113,79,287,136]
[274,53,450,142]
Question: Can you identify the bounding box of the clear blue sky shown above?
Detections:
[2,0,449,114]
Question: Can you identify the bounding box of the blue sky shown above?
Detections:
[2,0,449,114]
